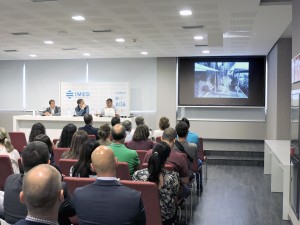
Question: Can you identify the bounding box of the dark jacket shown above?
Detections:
[78,124,99,140]
[74,179,146,225]
[4,173,75,225]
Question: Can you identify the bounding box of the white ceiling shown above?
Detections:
[0,0,292,60]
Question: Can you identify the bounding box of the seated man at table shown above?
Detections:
[75,98,89,116]
[43,99,61,116]
[78,114,99,140]
[101,98,119,117]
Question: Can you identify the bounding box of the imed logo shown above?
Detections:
[66,90,74,99]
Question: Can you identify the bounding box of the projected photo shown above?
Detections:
[194,62,249,98]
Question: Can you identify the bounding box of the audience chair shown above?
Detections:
[198,137,207,181]
[53,147,69,165]
[63,177,96,225]
[120,180,163,225]
[155,136,162,142]
[18,158,24,174]
[116,162,131,180]
[136,150,147,169]
[63,176,96,194]
[8,132,27,154]
[0,155,14,191]
[53,138,60,146]
[59,159,78,177]
[124,141,129,148]
[142,163,173,171]
[87,134,96,140]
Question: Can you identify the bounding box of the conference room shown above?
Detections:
[0,0,298,225]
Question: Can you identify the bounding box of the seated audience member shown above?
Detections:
[13,164,63,225]
[109,124,139,176]
[101,98,119,117]
[181,117,199,146]
[153,116,170,140]
[28,122,45,142]
[133,142,180,225]
[175,122,203,192]
[61,130,88,159]
[111,116,120,126]
[127,125,154,150]
[34,134,55,165]
[123,120,133,142]
[71,139,99,177]
[75,98,89,116]
[42,99,61,116]
[0,127,20,174]
[56,123,77,148]
[130,116,145,135]
[4,141,75,225]
[98,124,112,146]
[74,146,146,225]
[78,114,99,140]
[143,128,190,199]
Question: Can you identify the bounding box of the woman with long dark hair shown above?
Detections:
[61,130,88,159]
[57,123,77,148]
[132,142,180,224]
[28,122,45,142]
[127,124,153,150]
[71,139,99,177]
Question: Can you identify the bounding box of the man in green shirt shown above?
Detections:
[110,124,139,176]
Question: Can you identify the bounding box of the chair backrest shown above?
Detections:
[53,138,60,146]
[53,147,69,165]
[120,180,163,225]
[136,150,147,169]
[18,157,24,174]
[142,163,173,171]
[155,136,162,142]
[0,155,14,191]
[88,135,96,140]
[116,162,131,180]
[63,177,96,194]
[59,159,78,177]
[8,132,27,154]
[198,137,205,161]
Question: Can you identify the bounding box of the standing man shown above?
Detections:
[101,98,119,117]
[13,164,64,225]
[75,99,89,116]
[43,99,61,116]
[78,114,99,140]
[74,145,146,225]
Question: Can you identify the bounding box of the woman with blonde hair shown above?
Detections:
[0,128,20,173]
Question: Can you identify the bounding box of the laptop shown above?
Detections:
[104,108,115,117]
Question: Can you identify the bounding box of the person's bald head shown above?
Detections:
[20,164,63,215]
[91,145,117,176]
[111,124,126,143]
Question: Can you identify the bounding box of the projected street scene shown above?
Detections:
[194,62,249,98]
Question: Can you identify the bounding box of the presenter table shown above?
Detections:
[13,115,135,141]
[264,140,290,220]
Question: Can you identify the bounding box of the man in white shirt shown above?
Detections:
[101,98,119,117]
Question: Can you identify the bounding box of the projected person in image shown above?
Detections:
[75,99,89,116]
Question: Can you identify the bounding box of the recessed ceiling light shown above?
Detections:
[180,10,192,16]
[141,51,148,55]
[202,50,210,54]
[44,40,54,45]
[115,38,125,43]
[194,36,204,40]
[72,15,85,21]
[29,54,37,57]
[83,53,90,56]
